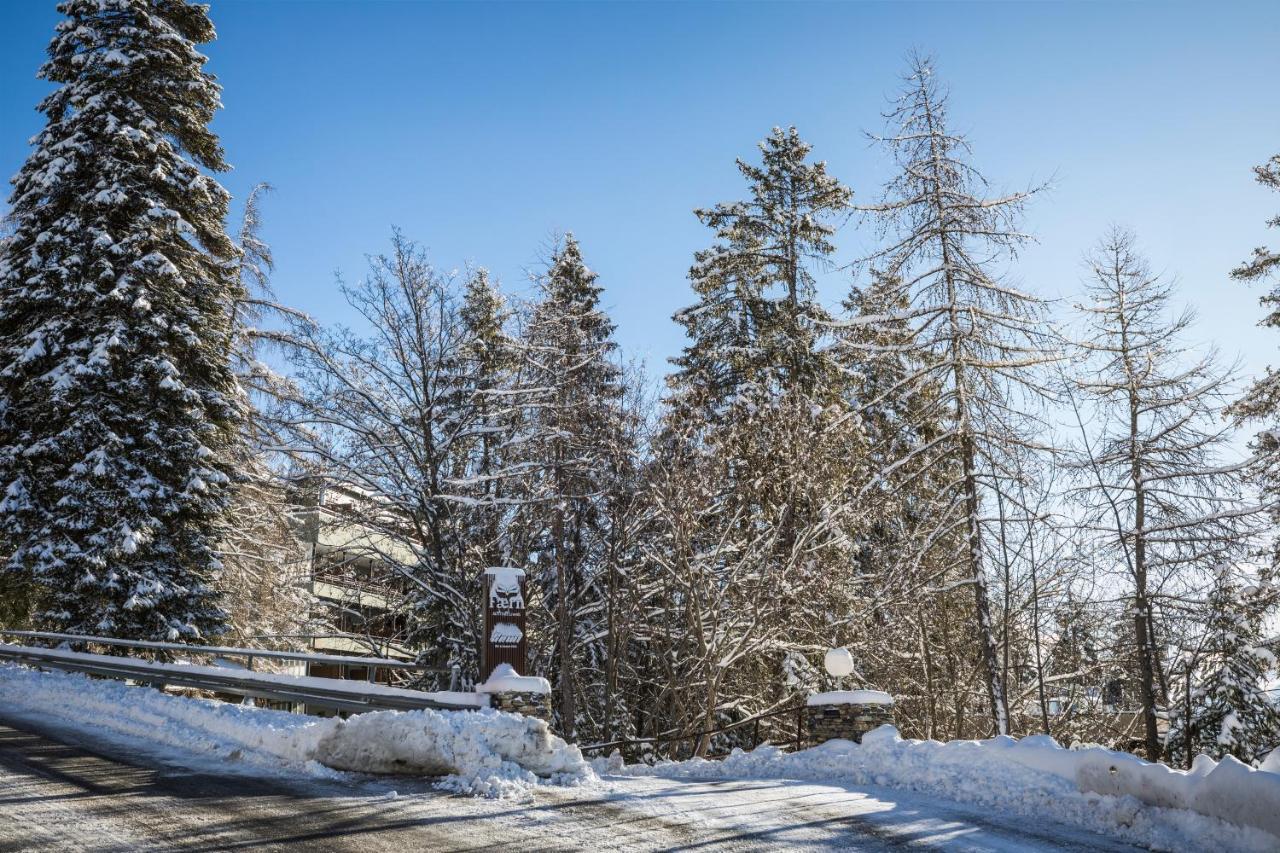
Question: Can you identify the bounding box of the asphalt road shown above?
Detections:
[0,714,1143,852]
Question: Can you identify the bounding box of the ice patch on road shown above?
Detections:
[0,663,592,798]
[600,725,1280,852]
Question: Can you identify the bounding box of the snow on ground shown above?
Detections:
[582,775,1145,851]
[5,661,1280,850]
[0,663,591,797]
[598,727,1280,852]
[0,716,1141,852]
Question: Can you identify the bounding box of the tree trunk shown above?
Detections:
[1029,543,1051,736]
[923,78,1006,736]
[603,524,618,741]
[919,617,938,739]
[1128,343,1161,762]
[694,673,720,758]
[995,483,1014,732]
[961,433,1005,735]
[554,455,576,740]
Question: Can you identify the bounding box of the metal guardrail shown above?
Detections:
[0,642,480,715]
[0,629,474,714]
[0,630,438,675]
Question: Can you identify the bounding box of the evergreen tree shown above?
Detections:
[454,268,518,571]
[1229,153,1280,573]
[834,271,967,738]
[1167,567,1280,766]
[656,127,865,747]
[514,235,628,740]
[0,0,241,640]
[669,126,851,423]
[440,267,519,683]
[1232,154,1280,286]
[594,376,647,744]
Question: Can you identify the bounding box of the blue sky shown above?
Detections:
[2,1,1278,393]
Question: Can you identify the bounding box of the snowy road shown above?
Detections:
[0,715,1146,852]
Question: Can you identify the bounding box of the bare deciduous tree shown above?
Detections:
[1065,227,1262,760]
[852,53,1054,735]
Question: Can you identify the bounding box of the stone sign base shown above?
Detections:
[489,689,552,721]
[806,701,894,746]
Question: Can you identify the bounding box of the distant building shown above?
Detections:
[1033,674,1169,753]
[288,478,418,684]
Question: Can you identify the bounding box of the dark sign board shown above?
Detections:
[482,567,527,680]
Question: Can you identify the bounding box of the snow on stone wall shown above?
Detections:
[805,689,893,706]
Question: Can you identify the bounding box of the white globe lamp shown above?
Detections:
[824,647,854,679]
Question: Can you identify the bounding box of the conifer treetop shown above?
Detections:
[1232,154,1280,287]
[671,127,851,421]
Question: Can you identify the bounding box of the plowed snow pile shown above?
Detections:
[602,726,1280,852]
[0,663,592,797]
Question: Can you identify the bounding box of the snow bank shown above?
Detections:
[0,663,592,798]
[805,689,893,706]
[476,662,551,695]
[313,706,588,797]
[1076,748,1280,839]
[602,725,1280,852]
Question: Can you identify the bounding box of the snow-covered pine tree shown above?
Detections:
[656,127,866,745]
[453,268,518,572]
[512,235,628,741]
[437,267,520,682]
[1067,227,1261,760]
[1166,566,1280,766]
[669,126,851,423]
[0,0,242,641]
[1229,153,1280,573]
[829,272,942,732]
[856,53,1052,735]
[1232,154,1280,286]
[595,373,648,745]
[833,272,966,737]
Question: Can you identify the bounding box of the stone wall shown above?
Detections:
[488,689,552,722]
[805,701,894,746]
